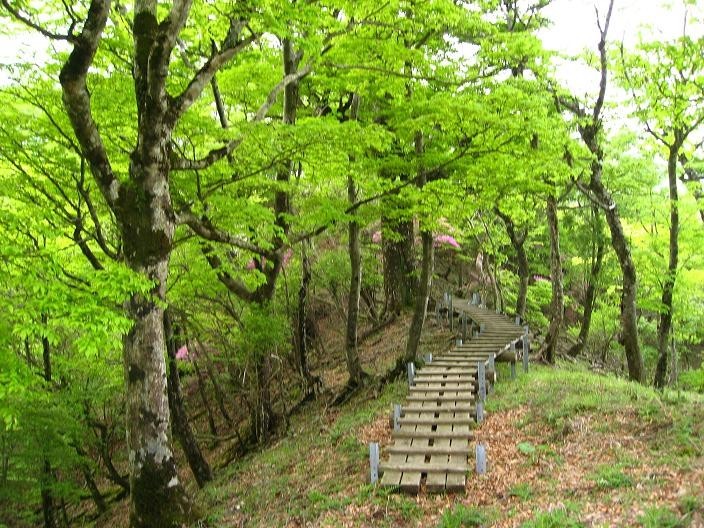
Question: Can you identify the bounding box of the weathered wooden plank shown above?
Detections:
[447,406,470,491]
[406,393,474,402]
[401,404,475,413]
[380,463,470,474]
[410,383,477,392]
[398,399,430,493]
[386,445,470,455]
[413,375,475,383]
[397,416,475,426]
[391,430,473,440]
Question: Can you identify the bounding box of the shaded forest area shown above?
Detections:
[0,0,702,527]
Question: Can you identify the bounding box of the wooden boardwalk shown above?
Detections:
[378,300,526,493]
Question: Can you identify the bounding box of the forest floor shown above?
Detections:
[184,316,704,528]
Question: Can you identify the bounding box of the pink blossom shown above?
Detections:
[282,248,293,267]
[434,234,461,249]
[176,346,189,361]
[245,259,257,270]
[371,231,382,244]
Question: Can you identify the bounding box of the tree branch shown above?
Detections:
[0,0,78,42]
[177,210,275,258]
[58,0,120,209]
[169,27,257,124]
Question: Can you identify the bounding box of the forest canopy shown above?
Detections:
[0,1,702,527]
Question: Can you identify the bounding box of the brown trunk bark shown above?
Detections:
[40,318,56,528]
[568,205,605,357]
[543,195,563,364]
[344,94,366,386]
[404,132,432,363]
[345,173,366,385]
[193,360,218,439]
[405,230,434,363]
[382,216,415,315]
[654,143,681,388]
[296,245,321,394]
[589,173,644,382]
[164,311,213,487]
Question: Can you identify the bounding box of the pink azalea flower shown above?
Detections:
[282,248,293,267]
[176,346,189,361]
[434,234,461,249]
[372,231,382,244]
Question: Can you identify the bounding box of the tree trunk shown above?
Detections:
[405,230,434,363]
[164,311,213,487]
[404,132,433,363]
[345,173,366,385]
[344,94,366,386]
[495,210,528,319]
[543,195,563,364]
[589,174,644,382]
[193,360,218,439]
[568,205,605,357]
[120,159,191,527]
[382,216,415,315]
[296,245,321,394]
[40,317,56,528]
[654,144,681,388]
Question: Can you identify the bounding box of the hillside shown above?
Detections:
[183,361,704,527]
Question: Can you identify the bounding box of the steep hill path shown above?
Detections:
[376,298,527,493]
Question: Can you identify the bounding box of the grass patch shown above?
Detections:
[590,465,633,490]
[638,506,687,528]
[438,504,490,527]
[520,508,583,528]
[508,482,533,500]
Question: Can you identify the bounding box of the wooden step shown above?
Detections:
[413,375,474,382]
[402,404,475,413]
[392,430,473,440]
[410,383,477,391]
[379,463,470,474]
[406,394,475,402]
[386,445,471,455]
[398,416,475,426]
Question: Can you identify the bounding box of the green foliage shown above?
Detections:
[679,367,704,394]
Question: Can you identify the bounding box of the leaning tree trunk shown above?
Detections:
[164,311,213,487]
[654,143,681,388]
[568,205,605,357]
[590,175,644,382]
[543,195,563,364]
